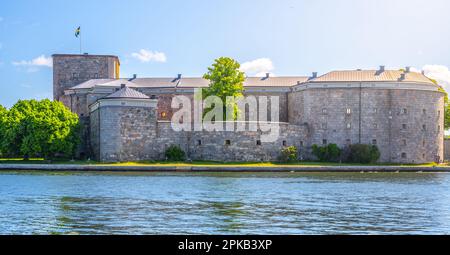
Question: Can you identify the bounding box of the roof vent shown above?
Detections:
[312,72,318,78]
[178,74,182,79]
[121,84,127,89]
[379,65,385,72]
[405,66,411,73]
[265,73,270,78]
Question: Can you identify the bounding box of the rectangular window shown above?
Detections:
[300,141,304,147]
[423,124,427,131]
[322,108,327,114]
[402,124,407,130]
[438,125,441,132]
[372,139,377,145]
[283,141,287,146]
[323,139,328,145]
[346,108,352,115]
[198,140,202,146]
[401,153,407,159]
[346,123,352,129]
[256,140,262,146]
[402,139,407,146]
[346,139,351,145]
[401,108,407,114]
[225,140,231,146]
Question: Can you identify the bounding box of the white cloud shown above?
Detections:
[240,58,275,77]
[131,49,167,63]
[414,65,450,92]
[13,55,53,68]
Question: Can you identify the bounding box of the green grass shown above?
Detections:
[0,158,442,168]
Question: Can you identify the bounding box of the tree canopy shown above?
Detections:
[0,99,80,159]
[203,57,245,120]
[438,87,450,130]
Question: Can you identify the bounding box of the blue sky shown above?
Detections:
[1,0,450,107]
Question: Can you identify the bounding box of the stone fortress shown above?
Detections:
[53,53,445,163]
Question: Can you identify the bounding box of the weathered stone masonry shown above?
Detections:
[54,54,445,163]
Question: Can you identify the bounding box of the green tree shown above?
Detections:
[280,146,298,162]
[312,144,341,162]
[0,105,7,156]
[203,57,245,120]
[438,86,450,130]
[1,99,80,159]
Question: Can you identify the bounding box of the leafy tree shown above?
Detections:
[438,87,450,130]
[0,99,80,159]
[0,105,7,156]
[203,57,245,120]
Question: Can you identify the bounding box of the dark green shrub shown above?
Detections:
[280,146,298,162]
[165,145,186,161]
[312,144,341,162]
[345,144,380,164]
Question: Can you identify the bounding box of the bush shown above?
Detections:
[345,144,380,164]
[280,146,298,162]
[312,144,341,162]
[165,145,186,161]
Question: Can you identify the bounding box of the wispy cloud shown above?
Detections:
[131,49,167,63]
[12,55,53,71]
[240,58,275,77]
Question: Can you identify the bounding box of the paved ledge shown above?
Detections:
[1,164,450,173]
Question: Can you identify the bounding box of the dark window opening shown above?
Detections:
[225,140,231,146]
[323,139,328,145]
[256,140,262,146]
[372,139,377,145]
[300,141,304,147]
[198,140,202,146]
[401,153,407,159]
[282,141,287,146]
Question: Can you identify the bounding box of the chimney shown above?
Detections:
[400,74,406,80]
[422,70,426,75]
[265,73,270,78]
[178,74,182,79]
[121,84,126,89]
[312,72,318,78]
[379,65,385,72]
[133,74,137,79]
[405,66,411,73]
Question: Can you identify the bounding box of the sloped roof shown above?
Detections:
[311,70,435,85]
[69,76,310,90]
[106,86,150,99]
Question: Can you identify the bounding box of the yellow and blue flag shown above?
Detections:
[75,26,81,38]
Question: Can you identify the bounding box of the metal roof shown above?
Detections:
[106,86,150,99]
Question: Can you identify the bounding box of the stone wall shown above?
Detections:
[53,54,119,102]
[288,85,444,163]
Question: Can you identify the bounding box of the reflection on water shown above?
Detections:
[0,171,450,235]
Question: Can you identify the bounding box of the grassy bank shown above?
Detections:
[0,158,441,168]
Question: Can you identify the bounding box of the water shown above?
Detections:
[1,171,450,235]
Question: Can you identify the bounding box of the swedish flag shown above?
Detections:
[75,26,81,38]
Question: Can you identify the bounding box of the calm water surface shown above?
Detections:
[1,171,450,235]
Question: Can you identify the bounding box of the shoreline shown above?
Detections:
[1,163,450,173]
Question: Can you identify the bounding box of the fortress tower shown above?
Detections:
[52,54,120,102]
